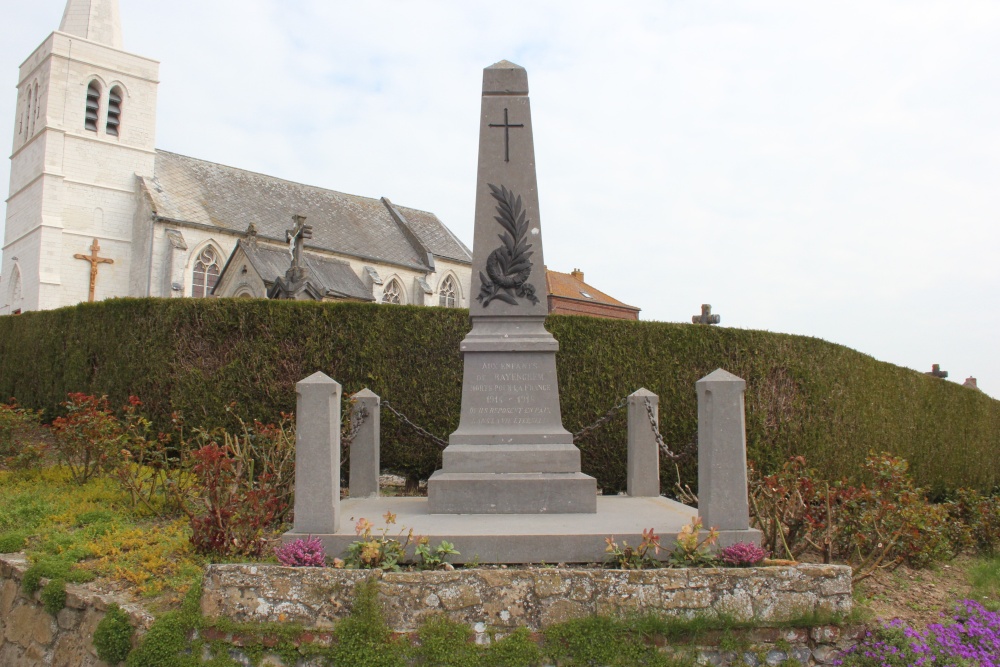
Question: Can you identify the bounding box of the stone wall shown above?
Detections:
[200,563,857,666]
[0,554,152,667]
[0,555,859,666]
[202,563,853,632]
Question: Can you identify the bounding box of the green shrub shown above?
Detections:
[49,393,123,484]
[482,627,542,667]
[22,555,92,595]
[544,615,675,666]
[0,299,997,493]
[94,603,135,664]
[0,530,29,553]
[0,400,41,458]
[40,578,66,615]
[411,614,480,666]
[329,579,406,667]
[126,582,202,667]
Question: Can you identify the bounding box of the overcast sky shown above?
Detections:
[2,1,998,399]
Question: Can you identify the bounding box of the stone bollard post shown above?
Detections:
[292,372,342,535]
[627,388,660,497]
[349,389,381,498]
[696,369,761,547]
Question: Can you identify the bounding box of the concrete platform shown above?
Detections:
[284,495,759,564]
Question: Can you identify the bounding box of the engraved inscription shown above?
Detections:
[467,360,554,424]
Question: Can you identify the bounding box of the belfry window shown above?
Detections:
[438,275,457,307]
[192,247,221,298]
[85,81,100,132]
[106,86,122,136]
[381,279,403,304]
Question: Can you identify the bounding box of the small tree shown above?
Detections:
[50,394,123,484]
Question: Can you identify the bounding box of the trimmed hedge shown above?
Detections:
[0,298,997,494]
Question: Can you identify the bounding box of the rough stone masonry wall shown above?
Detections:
[0,554,859,666]
[0,554,152,667]
[202,563,859,665]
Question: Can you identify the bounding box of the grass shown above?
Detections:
[0,466,205,604]
[968,554,1000,610]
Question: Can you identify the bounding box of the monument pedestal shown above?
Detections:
[427,317,597,514]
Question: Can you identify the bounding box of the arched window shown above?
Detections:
[192,246,221,298]
[85,81,101,132]
[24,89,31,136]
[106,86,122,136]
[438,275,457,307]
[381,279,403,304]
[31,82,38,134]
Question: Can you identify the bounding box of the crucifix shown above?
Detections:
[73,238,114,303]
[926,364,948,379]
[692,304,721,325]
[285,215,312,278]
[488,107,524,162]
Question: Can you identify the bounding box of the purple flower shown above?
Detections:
[835,599,1000,666]
[275,536,326,567]
[718,541,768,566]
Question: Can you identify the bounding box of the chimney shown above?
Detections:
[570,268,584,283]
[963,377,980,390]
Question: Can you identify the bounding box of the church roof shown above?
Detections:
[226,239,374,301]
[142,151,472,271]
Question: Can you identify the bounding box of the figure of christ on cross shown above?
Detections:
[73,238,114,302]
[286,215,313,271]
[488,107,524,163]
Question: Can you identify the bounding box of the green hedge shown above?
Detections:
[0,298,997,494]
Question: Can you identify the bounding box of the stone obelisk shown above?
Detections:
[427,61,597,514]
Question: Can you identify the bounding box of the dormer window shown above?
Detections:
[85,81,100,132]
[106,86,122,136]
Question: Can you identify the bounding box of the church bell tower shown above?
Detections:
[1,0,159,313]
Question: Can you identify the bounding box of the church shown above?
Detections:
[1,0,474,315]
[2,0,640,321]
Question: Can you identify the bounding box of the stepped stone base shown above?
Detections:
[427,470,596,514]
[441,443,581,473]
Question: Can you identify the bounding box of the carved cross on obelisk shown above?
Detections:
[693,304,720,325]
[488,107,524,163]
[73,238,113,302]
[285,215,312,283]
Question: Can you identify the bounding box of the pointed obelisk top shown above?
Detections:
[483,60,529,95]
[59,0,123,48]
[469,60,546,317]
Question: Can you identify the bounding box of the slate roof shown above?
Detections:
[141,151,472,270]
[545,269,639,311]
[225,239,374,301]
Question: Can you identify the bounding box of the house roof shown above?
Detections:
[141,151,472,270]
[226,239,374,301]
[545,269,639,311]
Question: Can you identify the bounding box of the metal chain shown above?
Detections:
[342,404,368,449]
[381,399,450,449]
[572,396,629,441]
[375,395,678,460]
[645,397,680,460]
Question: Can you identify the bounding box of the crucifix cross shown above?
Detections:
[488,107,524,162]
[692,304,720,325]
[73,238,113,303]
[285,214,312,274]
[926,364,948,379]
